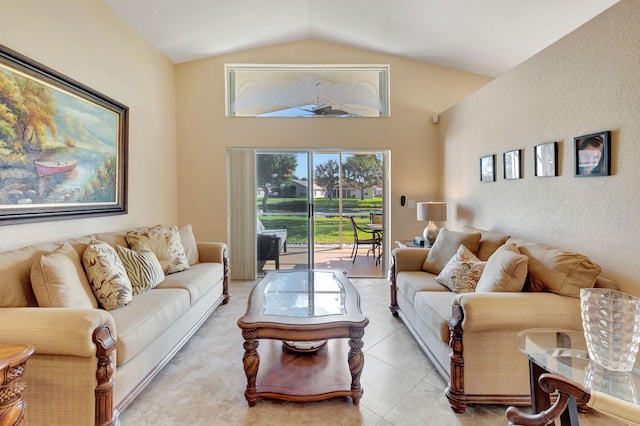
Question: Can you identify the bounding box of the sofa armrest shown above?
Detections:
[392,247,430,274]
[197,242,227,264]
[452,292,583,332]
[196,242,230,304]
[0,307,116,357]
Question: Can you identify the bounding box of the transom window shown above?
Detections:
[225,64,389,117]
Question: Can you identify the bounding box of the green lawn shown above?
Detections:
[259,197,382,244]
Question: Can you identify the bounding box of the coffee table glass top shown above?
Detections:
[261,270,346,317]
[517,328,640,404]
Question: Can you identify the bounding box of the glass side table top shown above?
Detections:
[517,328,640,404]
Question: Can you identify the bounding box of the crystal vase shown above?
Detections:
[580,288,640,372]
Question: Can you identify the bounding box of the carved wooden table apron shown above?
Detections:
[0,344,35,426]
[237,270,369,406]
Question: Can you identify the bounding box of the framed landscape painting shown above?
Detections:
[0,44,128,224]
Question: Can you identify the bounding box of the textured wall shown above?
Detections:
[0,0,177,251]
[440,0,639,295]
[175,39,491,246]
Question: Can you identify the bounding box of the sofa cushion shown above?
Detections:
[422,229,481,274]
[30,243,98,308]
[436,244,486,293]
[463,226,510,261]
[178,224,199,265]
[155,262,223,305]
[475,243,528,292]
[507,238,601,298]
[108,288,191,366]
[0,242,59,307]
[117,243,165,295]
[396,271,450,303]
[83,240,133,310]
[125,225,190,275]
[413,291,458,343]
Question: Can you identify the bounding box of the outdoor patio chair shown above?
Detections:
[349,216,381,263]
[257,218,287,252]
[257,234,281,271]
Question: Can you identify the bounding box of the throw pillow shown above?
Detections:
[435,244,486,293]
[475,243,528,292]
[117,242,165,295]
[125,225,190,275]
[83,240,133,310]
[422,229,482,274]
[507,238,602,298]
[178,224,199,265]
[30,243,98,308]
[463,226,510,261]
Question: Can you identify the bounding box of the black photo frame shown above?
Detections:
[574,131,611,177]
[0,44,128,224]
[480,155,495,182]
[534,142,558,177]
[503,149,522,180]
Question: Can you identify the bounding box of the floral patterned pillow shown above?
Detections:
[83,240,132,310]
[435,244,487,293]
[125,226,189,275]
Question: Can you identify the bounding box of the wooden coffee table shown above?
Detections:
[237,269,369,406]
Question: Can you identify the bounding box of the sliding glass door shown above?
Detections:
[256,151,312,275]
[254,150,387,278]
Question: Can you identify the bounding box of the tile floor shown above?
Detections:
[119,279,622,425]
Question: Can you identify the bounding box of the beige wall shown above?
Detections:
[175,39,491,247]
[0,0,177,251]
[440,0,639,295]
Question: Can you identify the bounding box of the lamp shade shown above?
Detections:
[416,202,447,222]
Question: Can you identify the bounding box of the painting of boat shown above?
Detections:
[34,160,78,177]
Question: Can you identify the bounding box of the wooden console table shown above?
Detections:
[0,345,35,426]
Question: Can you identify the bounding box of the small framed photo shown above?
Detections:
[480,155,495,182]
[503,149,522,180]
[534,142,558,177]
[575,131,611,177]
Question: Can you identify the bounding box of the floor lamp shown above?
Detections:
[417,202,447,246]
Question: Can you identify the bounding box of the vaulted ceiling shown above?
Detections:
[103,0,619,77]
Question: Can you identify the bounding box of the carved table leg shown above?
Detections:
[241,329,260,407]
[348,327,365,405]
[0,345,34,426]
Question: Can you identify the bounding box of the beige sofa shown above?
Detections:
[389,227,610,413]
[0,225,229,426]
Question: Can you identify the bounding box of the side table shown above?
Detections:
[506,328,640,426]
[0,345,35,426]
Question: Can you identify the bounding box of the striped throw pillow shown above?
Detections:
[117,242,165,295]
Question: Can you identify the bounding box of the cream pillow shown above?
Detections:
[422,229,482,274]
[83,240,132,310]
[463,226,510,261]
[30,243,97,308]
[125,225,190,275]
[475,243,528,292]
[178,224,199,265]
[435,244,486,293]
[117,242,165,295]
[507,238,601,297]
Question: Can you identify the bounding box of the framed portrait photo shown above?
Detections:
[503,149,522,180]
[534,142,558,177]
[480,155,495,183]
[575,131,611,177]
